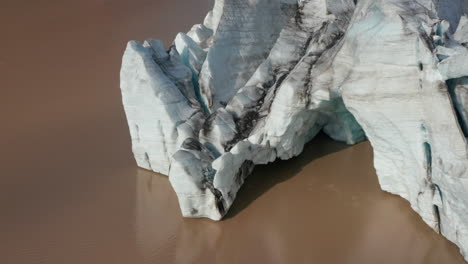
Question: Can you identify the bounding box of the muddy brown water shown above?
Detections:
[0,0,465,263]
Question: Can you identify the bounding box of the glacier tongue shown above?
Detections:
[120,0,468,260]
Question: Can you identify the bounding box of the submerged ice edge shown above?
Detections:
[120,0,468,261]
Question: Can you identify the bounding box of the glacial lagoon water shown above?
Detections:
[0,0,465,263]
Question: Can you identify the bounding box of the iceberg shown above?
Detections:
[120,0,468,260]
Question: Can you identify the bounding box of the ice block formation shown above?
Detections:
[120,0,468,260]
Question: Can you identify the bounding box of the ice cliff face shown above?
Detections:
[120,0,468,260]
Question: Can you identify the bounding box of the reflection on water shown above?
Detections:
[135,134,465,264]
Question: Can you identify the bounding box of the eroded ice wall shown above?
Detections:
[169,0,365,221]
[337,0,468,258]
[198,0,298,110]
[120,40,205,175]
